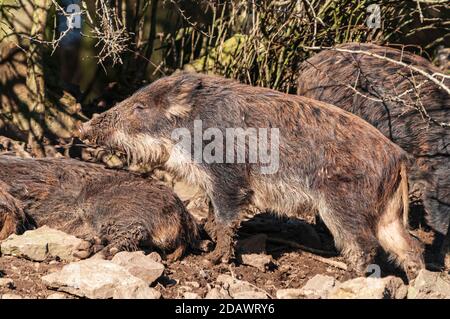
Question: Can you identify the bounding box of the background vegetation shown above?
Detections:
[0,0,448,156]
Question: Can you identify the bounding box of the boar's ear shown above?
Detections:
[165,77,202,120]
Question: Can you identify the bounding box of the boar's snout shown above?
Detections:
[76,112,121,147]
[76,120,95,144]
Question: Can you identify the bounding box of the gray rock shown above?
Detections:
[42,258,161,299]
[408,269,450,299]
[240,253,274,272]
[276,275,337,299]
[276,288,305,299]
[216,274,269,299]
[1,293,22,299]
[0,226,83,262]
[183,292,201,299]
[111,251,165,285]
[328,276,407,299]
[205,287,232,299]
[0,278,15,289]
[47,292,69,299]
[300,274,337,298]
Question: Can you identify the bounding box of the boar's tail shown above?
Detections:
[400,162,410,229]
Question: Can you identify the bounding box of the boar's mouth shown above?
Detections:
[105,131,171,170]
[77,121,171,170]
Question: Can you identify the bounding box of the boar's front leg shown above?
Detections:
[205,176,249,264]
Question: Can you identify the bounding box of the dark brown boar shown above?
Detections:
[79,72,424,278]
[297,43,450,262]
[0,181,28,240]
[0,155,200,260]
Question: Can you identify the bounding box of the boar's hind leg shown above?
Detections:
[376,175,425,280]
[377,215,425,279]
[0,183,28,240]
[319,205,379,276]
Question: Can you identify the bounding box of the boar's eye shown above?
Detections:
[133,103,146,112]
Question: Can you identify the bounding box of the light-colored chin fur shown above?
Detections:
[111,130,213,192]
[111,131,170,167]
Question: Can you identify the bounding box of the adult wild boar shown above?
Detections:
[0,155,200,260]
[79,72,424,278]
[297,43,450,262]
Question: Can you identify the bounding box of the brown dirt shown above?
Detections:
[0,213,440,299]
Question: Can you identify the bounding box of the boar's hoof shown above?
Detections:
[204,218,218,242]
[165,244,186,262]
[196,240,214,253]
[404,261,423,281]
[206,234,235,265]
[94,245,124,260]
[73,236,106,259]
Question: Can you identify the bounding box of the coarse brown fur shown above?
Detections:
[0,181,27,240]
[79,72,425,278]
[0,155,200,260]
[297,43,450,262]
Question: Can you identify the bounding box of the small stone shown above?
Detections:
[205,287,232,299]
[276,288,305,299]
[1,294,22,299]
[103,154,123,169]
[47,292,69,299]
[300,274,337,299]
[0,226,83,262]
[42,258,161,299]
[328,276,407,299]
[216,274,269,299]
[408,270,450,299]
[185,281,200,288]
[111,251,165,285]
[240,253,274,272]
[178,285,193,292]
[0,278,15,289]
[183,292,201,299]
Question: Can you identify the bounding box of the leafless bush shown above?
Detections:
[162,0,449,93]
[83,0,130,67]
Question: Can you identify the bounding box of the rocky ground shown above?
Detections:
[1,213,449,299]
[1,138,449,299]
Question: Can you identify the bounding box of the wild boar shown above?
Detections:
[79,72,424,278]
[0,155,200,260]
[297,43,450,263]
